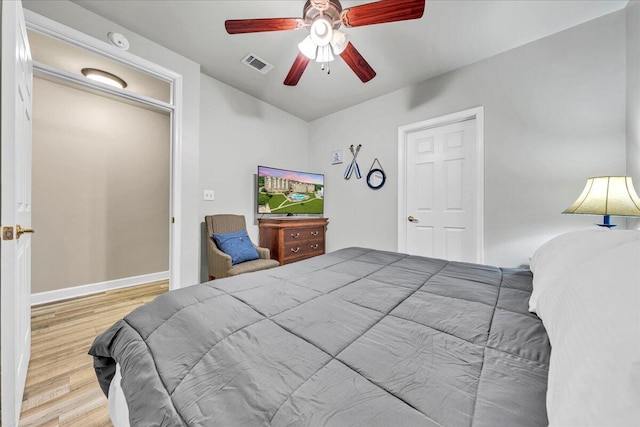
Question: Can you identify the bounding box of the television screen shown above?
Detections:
[257,166,324,215]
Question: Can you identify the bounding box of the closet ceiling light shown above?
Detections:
[81,68,127,89]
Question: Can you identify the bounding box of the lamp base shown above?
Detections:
[596,215,616,228]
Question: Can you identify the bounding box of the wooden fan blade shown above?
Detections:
[340,42,376,83]
[225,18,304,34]
[284,53,311,86]
[341,0,425,28]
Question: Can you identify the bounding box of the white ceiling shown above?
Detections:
[70,0,628,121]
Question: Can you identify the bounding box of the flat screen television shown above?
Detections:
[257,165,324,215]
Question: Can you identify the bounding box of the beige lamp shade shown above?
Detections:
[563,176,640,217]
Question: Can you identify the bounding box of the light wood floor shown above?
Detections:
[18,281,169,427]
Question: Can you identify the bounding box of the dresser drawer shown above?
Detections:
[259,217,329,265]
[283,226,323,243]
[284,241,324,261]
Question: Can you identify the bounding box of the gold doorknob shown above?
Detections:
[16,224,35,239]
[407,216,418,223]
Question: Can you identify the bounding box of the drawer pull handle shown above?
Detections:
[291,232,300,238]
[291,247,300,253]
[310,244,319,250]
[310,231,319,236]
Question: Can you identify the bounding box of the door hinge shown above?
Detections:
[3,226,14,240]
[172,217,175,224]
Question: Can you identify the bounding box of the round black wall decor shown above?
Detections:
[366,158,386,190]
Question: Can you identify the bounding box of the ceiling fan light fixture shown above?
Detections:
[309,18,333,46]
[298,35,318,60]
[329,30,349,55]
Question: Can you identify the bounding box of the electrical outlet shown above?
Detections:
[203,189,215,201]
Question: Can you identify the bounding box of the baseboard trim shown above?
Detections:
[31,271,170,306]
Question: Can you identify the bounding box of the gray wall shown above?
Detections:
[198,74,310,282]
[309,11,627,268]
[627,1,640,230]
[32,77,170,293]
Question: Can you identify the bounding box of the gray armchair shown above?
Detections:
[205,214,279,280]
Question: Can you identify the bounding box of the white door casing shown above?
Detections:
[1,0,34,425]
[398,107,484,263]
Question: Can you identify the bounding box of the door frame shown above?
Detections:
[397,106,485,262]
[24,10,182,290]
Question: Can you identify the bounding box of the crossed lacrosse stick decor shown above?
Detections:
[344,144,362,180]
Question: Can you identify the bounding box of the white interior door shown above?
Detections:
[1,0,34,425]
[399,110,483,263]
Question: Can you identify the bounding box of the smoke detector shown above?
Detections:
[241,53,274,75]
[107,32,130,50]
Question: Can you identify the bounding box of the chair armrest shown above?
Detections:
[207,238,233,279]
[254,245,271,260]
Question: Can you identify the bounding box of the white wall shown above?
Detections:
[198,74,310,281]
[627,1,640,230]
[24,0,202,288]
[309,11,627,268]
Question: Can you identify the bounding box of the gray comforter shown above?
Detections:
[89,247,550,426]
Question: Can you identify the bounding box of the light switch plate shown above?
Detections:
[203,189,215,201]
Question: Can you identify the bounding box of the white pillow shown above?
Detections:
[531,231,640,426]
[529,228,640,313]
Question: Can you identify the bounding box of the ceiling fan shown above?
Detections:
[225,0,426,86]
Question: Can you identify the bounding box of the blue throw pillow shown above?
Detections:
[212,230,259,265]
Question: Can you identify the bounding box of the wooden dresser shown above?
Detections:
[258,217,329,265]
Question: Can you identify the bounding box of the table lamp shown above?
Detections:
[563,176,640,227]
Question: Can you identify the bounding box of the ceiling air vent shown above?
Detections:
[241,53,274,75]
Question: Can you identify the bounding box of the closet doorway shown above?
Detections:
[26,15,179,303]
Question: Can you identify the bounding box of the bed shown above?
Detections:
[89,229,640,426]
